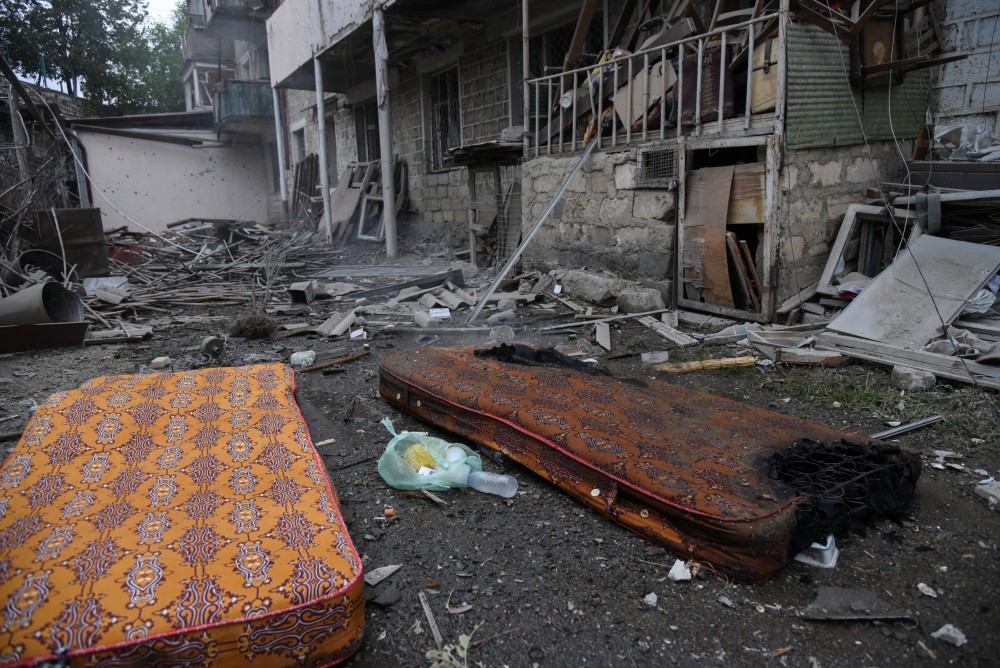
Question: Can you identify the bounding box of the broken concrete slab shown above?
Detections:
[558,269,629,305]
[799,587,914,622]
[414,311,439,329]
[616,287,665,314]
[891,365,936,392]
[315,310,357,337]
[637,316,697,347]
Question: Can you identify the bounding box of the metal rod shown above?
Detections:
[660,47,667,140]
[612,62,618,147]
[745,23,755,129]
[677,42,683,138]
[373,5,398,257]
[718,31,726,133]
[870,415,944,440]
[466,139,598,324]
[523,0,530,158]
[642,52,649,141]
[695,39,703,135]
[626,56,633,145]
[558,72,565,153]
[597,65,604,149]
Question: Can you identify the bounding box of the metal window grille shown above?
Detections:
[469,163,522,271]
[428,67,461,170]
[354,100,381,164]
[635,142,677,188]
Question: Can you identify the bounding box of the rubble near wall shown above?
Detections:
[777,141,903,303]
[521,149,675,283]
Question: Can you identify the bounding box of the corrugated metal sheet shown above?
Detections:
[786,22,863,149]
[863,71,929,141]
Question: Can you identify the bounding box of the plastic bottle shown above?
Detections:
[444,446,518,497]
[467,470,519,498]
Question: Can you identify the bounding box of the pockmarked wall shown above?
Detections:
[76,130,270,233]
[521,149,675,282]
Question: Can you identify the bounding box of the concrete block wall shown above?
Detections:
[933,0,1000,127]
[460,36,509,143]
[521,150,675,281]
[777,141,904,302]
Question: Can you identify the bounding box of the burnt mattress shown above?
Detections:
[379,346,920,582]
[0,364,363,667]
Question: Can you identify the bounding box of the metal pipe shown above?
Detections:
[718,31,726,133]
[677,42,683,138]
[870,415,944,440]
[465,139,598,324]
[745,24,755,129]
[695,38,703,135]
[373,4,398,257]
[523,0,530,158]
[642,52,649,140]
[313,57,334,244]
[272,87,288,206]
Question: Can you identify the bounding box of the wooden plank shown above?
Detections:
[726,232,759,311]
[346,269,466,300]
[738,240,762,299]
[684,166,734,307]
[827,236,1000,350]
[727,163,765,224]
[815,332,1000,389]
[774,348,844,366]
[776,281,819,315]
[817,205,917,297]
[637,315,698,346]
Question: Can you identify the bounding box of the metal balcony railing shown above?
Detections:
[526,11,782,156]
[213,80,274,130]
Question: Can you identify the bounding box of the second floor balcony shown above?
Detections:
[192,0,276,41]
[213,79,274,135]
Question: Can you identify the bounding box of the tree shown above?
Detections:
[0,0,187,114]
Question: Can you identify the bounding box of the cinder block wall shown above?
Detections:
[777,141,904,302]
[521,149,676,282]
[933,0,1000,127]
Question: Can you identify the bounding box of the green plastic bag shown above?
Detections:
[377,418,482,491]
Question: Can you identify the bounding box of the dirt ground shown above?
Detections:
[1,266,999,667]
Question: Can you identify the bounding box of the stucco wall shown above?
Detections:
[521,149,676,281]
[77,130,270,233]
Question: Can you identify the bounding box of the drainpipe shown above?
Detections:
[314,56,334,243]
[272,87,288,215]
[373,2,398,258]
[522,0,529,155]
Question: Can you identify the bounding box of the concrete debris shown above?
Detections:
[891,365,936,392]
[917,583,938,598]
[413,311,439,328]
[930,624,967,647]
[449,260,478,280]
[150,356,172,369]
[290,351,316,368]
[643,592,658,607]
[717,595,736,609]
[615,287,665,314]
[667,559,691,582]
[641,351,670,364]
[486,310,517,326]
[557,269,628,305]
[974,480,1000,508]
[595,322,611,351]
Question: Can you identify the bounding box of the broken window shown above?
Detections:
[290,128,306,166]
[353,99,381,164]
[424,67,461,170]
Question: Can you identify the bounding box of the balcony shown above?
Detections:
[526,11,780,158]
[199,0,276,41]
[213,80,274,135]
[182,26,236,62]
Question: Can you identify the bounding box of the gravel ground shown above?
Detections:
[1,294,998,668]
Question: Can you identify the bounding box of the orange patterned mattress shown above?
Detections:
[0,364,364,667]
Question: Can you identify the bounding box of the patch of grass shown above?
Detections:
[779,365,1000,450]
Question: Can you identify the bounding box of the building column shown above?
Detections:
[314,57,334,243]
[373,2,398,258]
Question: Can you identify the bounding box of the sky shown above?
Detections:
[146,0,179,24]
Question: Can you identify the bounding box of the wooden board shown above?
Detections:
[817,204,917,297]
[826,235,1000,350]
[726,232,760,311]
[815,332,1000,389]
[684,166,735,307]
[727,163,765,225]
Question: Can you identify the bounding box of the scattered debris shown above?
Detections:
[654,356,757,373]
[290,350,317,368]
[667,560,692,582]
[643,592,658,607]
[930,623,967,647]
[149,356,172,369]
[418,590,445,650]
[717,595,736,609]
[794,535,839,569]
[870,415,945,440]
[975,481,1000,509]
[917,583,938,598]
[891,365,936,392]
[640,351,670,364]
[799,587,914,622]
[364,564,402,587]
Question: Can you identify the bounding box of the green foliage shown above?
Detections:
[0,0,187,114]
